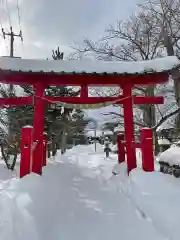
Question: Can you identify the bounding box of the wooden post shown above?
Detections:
[117,134,125,163]
[20,126,33,178]
[32,83,45,175]
[141,128,154,172]
[42,132,48,167]
[80,84,88,98]
[123,85,136,172]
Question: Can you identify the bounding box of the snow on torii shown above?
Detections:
[0,55,178,75]
[0,56,178,177]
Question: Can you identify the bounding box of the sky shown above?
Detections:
[0,0,142,59]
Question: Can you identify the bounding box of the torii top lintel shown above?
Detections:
[0,56,179,86]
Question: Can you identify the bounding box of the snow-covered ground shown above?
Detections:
[0,143,179,240]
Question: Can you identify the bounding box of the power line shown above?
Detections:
[4,0,11,27]
[0,14,3,30]
[0,0,8,32]
[15,0,24,56]
[0,2,9,55]
[16,0,21,30]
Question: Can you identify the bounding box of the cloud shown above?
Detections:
[20,0,117,41]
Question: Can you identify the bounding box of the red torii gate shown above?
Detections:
[0,56,178,177]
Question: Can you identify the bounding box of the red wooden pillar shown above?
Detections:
[140,128,154,172]
[42,132,48,167]
[80,84,88,98]
[20,126,33,178]
[123,84,136,172]
[32,83,45,175]
[117,134,125,163]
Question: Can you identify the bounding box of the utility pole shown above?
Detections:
[2,26,23,57]
[2,27,23,141]
[2,26,23,93]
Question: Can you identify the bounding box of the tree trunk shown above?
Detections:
[56,140,61,150]
[164,35,180,129]
[142,86,159,154]
[61,133,67,154]
[52,136,57,156]
[60,126,67,155]
[153,130,160,156]
[47,144,51,158]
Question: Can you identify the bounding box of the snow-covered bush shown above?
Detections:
[158,146,180,178]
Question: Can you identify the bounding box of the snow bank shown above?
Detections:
[0,56,179,75]
[0,144,179,240]
[111,162,180,240]
[0,146,160,240]
[158,146,180,165]
[129,169,180,240]
[86,130,102,137]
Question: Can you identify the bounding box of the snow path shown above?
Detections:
[47,163,165,240]
[0,145,166,240]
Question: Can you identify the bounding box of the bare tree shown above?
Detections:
[71,12,162,128]
[69,4,180,152]
[139,0,180,129]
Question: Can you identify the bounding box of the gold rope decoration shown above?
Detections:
[56,101,113,109]
[55,95,133,109]
[36,94,133,110]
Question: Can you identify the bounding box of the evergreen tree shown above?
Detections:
[0,84,34,170]
[45,47,89,155]
[52,47,64,60]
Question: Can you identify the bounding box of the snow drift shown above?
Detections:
[0,144,179,240]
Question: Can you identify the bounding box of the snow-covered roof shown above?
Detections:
[158,138,171,145]
[114,126,124,133]
[0,56,179,76]
[86,130,102,137]
[103,130,113,135]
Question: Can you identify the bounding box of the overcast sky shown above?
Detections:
[0,0,141,59]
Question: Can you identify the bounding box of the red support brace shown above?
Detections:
[123,85,136,173]
[32,83,45,175]
[134,96,164,105]
[0,95,164,107]
[140,128,154,172]
[42,132,48,167]
[117,134,125,163]
[20,126,33,178]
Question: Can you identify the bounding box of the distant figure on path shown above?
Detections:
[104,137,111,158]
